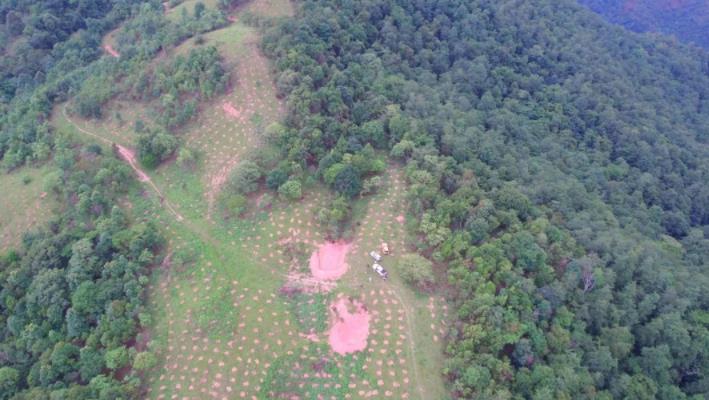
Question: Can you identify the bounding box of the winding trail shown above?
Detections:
[62,105,184,222]
[390,286,425,400]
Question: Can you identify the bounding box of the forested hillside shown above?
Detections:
[1,0,708,399]
[0,0,229,171]
[0,139,163,399]
[578,0,709,49]
[262,0,709,398]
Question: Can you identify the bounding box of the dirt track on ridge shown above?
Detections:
[61,105,184,222]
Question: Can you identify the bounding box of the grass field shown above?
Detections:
[0,165,56,250]
[165,0,220,22]
[50,0,449,398]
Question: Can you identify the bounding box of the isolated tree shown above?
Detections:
[133,352,157,371]
[278,180,302,201]
[227,160,262,194]
[361,176,382,195]
[397,253,435,290]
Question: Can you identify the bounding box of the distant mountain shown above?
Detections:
[578,0,709,49]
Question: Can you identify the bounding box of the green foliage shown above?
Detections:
[132,352,157,371]
[278,179,302,201]
[396,253,435,290]
[332,164,362,198]
[316,196,351,239]
[263,0,709,398]
[226,160,262,195]
[0,142,162,398]
[144,46,228,128]
[287,293,329,334]
[261,343,373,399]
[579,0,709,49]
[136,128,178,169]
[177,147,197,169]
[360,176,382,196]
[0,367,19,400]
[1,1,230,171]
[217,192,247,220]
[104,347,129,371]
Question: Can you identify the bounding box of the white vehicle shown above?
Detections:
[369,251,382,262]
[372,263,388,280]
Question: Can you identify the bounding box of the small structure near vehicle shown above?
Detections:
[369,251,382,262]
[372,263,388,280]
[381,242,390,255]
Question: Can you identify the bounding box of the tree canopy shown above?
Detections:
[262,0,709,398]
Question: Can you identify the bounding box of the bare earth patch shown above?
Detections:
[115,145,149,182]
[104,44,120,58]
[329,297,370,355]
[309,241,352,281]
[222,101,245,121]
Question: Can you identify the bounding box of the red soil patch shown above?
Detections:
[115,145,149,182]
[222,102,242,119]
[328,298,370,355]
[104,44,120,58]
[309,242,351,281]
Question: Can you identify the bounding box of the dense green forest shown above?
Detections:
[0,139,163,399]
[578,0,709,49]
[262,0,709,398]
[0,0,142,170]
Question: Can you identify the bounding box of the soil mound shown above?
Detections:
[328,297,370,354]
[309,242,351,281]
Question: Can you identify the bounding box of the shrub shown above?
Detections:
[218,192,247,220]
[397,253,435,290]
[132,352,157,371]
[361,176,382,196]
[227,160,262,194]
[278,180,302,201]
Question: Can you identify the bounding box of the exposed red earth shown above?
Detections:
[328,297,370,355]
[103,44,120,58]
[115,145,149,182]
[309,241,351,281]
[222,101,242,119]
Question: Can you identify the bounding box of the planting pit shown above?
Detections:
[309,241,351,281]
[328,297,370,355]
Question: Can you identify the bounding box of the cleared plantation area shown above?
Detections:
[175,22,284,217]
[0,166,56,249]
[50,0,449,398]
[137,170,446,399]
[338,169,449,400]
[165,0,220,22]
[241,0,294,17]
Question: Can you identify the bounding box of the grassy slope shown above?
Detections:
[0,165,56,250]
[49,0,447,398]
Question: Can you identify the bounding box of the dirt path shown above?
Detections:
[61,105,184,222]
[103,44,120,58]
